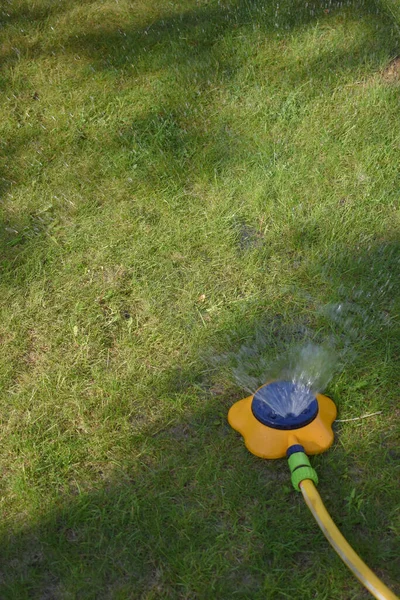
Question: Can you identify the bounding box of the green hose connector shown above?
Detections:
[288,449,318,491]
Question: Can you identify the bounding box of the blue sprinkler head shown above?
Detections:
[251,381,319,430]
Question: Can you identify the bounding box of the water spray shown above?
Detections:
[228,380,398,600]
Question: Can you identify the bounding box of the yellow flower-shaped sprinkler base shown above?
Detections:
[228,381,337,459]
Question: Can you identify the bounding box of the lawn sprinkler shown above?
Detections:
[228,381,399,600]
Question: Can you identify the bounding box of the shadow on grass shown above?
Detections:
[0,203,59,286]
[1,0,398,82]
[57,0,397,72]
[1,0,398,212]
[67,0,398,198]
[2,0,398,226]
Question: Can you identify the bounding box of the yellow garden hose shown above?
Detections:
[300,479,399,600]
[228,384,398,599]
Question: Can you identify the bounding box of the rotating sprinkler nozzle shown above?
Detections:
[228,381,399,600]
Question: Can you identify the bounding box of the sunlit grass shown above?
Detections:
[0,0,399,598]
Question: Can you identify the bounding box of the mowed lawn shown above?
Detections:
[0,0,399,598]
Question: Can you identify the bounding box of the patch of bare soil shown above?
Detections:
[381,56,400,83]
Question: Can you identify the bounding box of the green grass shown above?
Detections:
[1,0,400,598]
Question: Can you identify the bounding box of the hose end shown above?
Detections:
[287,445,318,491]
